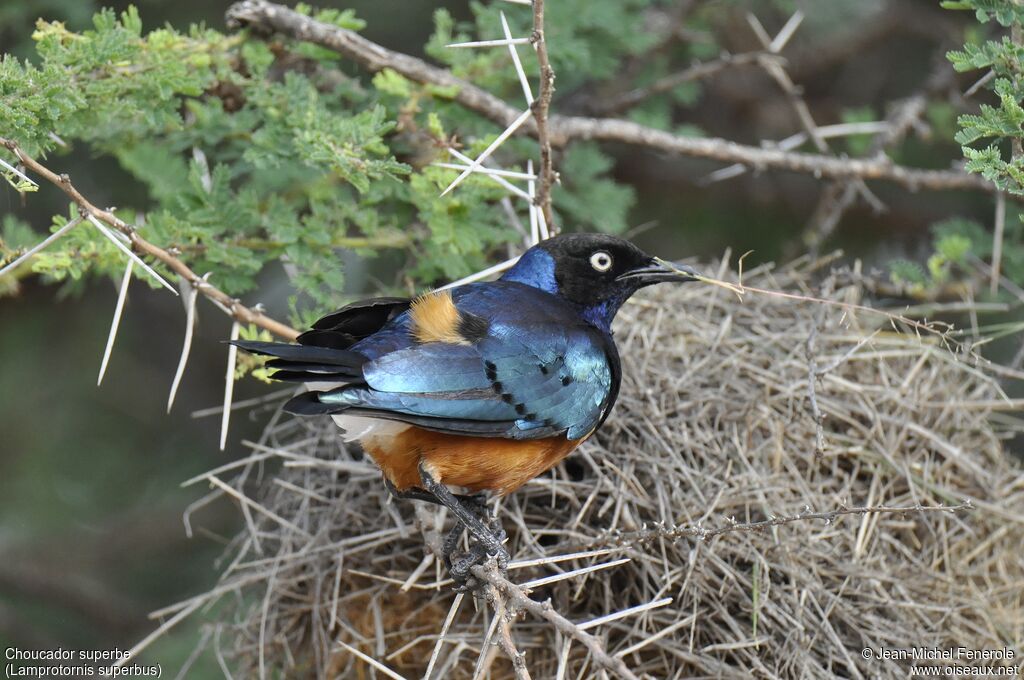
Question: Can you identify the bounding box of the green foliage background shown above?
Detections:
[0,0,1015,673]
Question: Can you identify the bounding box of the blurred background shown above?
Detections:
[0,0,1002,675]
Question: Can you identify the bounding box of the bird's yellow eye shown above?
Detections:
[590,251,613,272]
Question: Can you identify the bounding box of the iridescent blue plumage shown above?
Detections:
[317,281,618,441]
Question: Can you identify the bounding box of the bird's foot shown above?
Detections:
[442,516,509,591]
[449,542,510,592]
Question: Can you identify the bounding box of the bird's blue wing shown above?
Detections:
[317,283,617,440]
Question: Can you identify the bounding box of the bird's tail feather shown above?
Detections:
[230,340,367,384]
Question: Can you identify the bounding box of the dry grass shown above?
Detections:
[173,255,1024,679]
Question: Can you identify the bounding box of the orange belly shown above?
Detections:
[361,426,582,496]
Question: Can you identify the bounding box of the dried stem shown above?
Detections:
[0,137,299,341]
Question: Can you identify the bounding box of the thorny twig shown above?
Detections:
[224,1,996,194]
[0,137,300,341]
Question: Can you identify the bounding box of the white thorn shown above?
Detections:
[770,10,805,53]
[430,162,536,181]
[220,320,241,451]
[577,597,674,631]
[0,156,38,189]
[500,11,534,105]
[434,256,520,291]
[527,159,539,245]
[520,557,632,589]
[87,215,178,295]
[446,38,531,48]
[445,149,532,201]
[538,206,549,240]
[167,279,200,413]
[336,641,408,680]
[97,259,133,386]
[439,108,532,197]
[0,216,83,279]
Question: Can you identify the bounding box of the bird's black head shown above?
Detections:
[501,233,699,331]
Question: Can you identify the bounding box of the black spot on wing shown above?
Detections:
[458,312,490,342]
[484,355,555,425]
[561,375,572,386]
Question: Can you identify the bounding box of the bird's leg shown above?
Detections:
[418,463,509,576]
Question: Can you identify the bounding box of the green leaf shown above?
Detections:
[373,68,413,98]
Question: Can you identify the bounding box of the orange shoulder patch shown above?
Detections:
[409,290,469,345]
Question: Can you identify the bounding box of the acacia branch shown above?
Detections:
[226,0,995,194]
[0,137,300,342]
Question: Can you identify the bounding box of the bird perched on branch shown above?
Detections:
[235,233,703,585]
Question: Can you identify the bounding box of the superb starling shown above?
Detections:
[235,233,701,582]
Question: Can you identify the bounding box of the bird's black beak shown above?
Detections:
[617,257,701,286]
